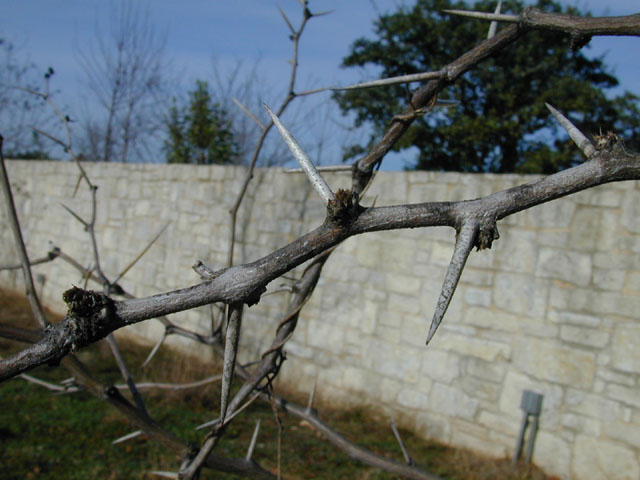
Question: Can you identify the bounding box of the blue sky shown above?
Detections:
[1,0,639,168]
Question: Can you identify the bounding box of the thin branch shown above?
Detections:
[264,103,335,206]
[61,203,89,228]
[487,1,503,39]
[545,103,596,157]
[114,223,169,284]
[232,97,266,131]
[220,304,243,422]
[444,9,517,23]
[0,136,50,328]
[391,418,414,466]
[246,420,261,461]
[426,221,478,345]
[334,71,445,90]
[142,331,168,367]
[306,381,317,414]
[277,5,295,34]
[113,430,143,445]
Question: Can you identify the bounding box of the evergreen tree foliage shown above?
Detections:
[335,0,640,173]
[165,80,237,165]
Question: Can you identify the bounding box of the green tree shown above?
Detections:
[165,80,237,165]
[335,0,640,173]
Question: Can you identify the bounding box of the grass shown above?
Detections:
[0,288,550,479]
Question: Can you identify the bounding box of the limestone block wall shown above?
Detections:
[1,160,639,480]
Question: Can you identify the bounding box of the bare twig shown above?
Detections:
[391,418,414,466]
[487,1,503,39]
[114,223,169,284]
[0,136,49,327]
[246,420,261,461]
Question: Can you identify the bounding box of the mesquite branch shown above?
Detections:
[2,4,640,479]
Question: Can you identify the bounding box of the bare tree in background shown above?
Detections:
[0,35,53,157]
[77,0,168,162]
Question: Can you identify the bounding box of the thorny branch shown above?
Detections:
[1,4,640,479]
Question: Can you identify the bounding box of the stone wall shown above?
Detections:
[1,160,639,480]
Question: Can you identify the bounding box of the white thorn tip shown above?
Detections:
[545,103,595,157]
[263,103,335,205]
[444,9,518,22]
[487,1,502,39]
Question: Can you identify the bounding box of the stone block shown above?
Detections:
[612,323,640,373]
[603,420,640,450]
[421,349,460,384]
[533,430,571,479]
[559,325,609,349]
[493,273,547,318]
[397,388,431,409]
[572,435,640,480]
[513,338,595,388]
[536,247,592,287]
[566,388,626,422]
[438,333,511,362]
[463,307,520,333]
[605,383,640,409]
[430,383,478,420]
[491,228,537,273]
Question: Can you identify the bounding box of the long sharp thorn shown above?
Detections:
[220,305,243,422]
[487,1,502,39]
[263,103,335,205]
[142,331,167,367]
[113,430,143,445]
[334,71,444,91]
[390,418,413,466]
[312,9,334,17]
[277,6,295,34]
[545,103,596,157]
[443,9,518,22]
[232,97,265,130]
[246,420,261,461]
[72,173,82,197]
[306,381,317,413]
[60,203,88,228]
[114,223,169,283]
[426,222,478,345]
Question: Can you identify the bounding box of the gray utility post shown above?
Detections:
[513,389,544,464]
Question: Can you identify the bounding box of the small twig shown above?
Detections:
[112,430,143,445]
[334,71,445,91]
[277,5,296,34]
[114,223,169,284]
[192,260,218,280]
[264,103,335,206]
[390,418,414,466]
[284,164,352,173]
[545,103,596,157]
[150,472,179,479]
[60,203,88,228]
[426,221,478,345]
[487,1,503,39]
[142,331,168,367]
[0,135,50,328]
[18,373,66,391]
[306,381,317,414]
[443,9,518,23]
[246,420,261,461]
[232,97,266,131]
